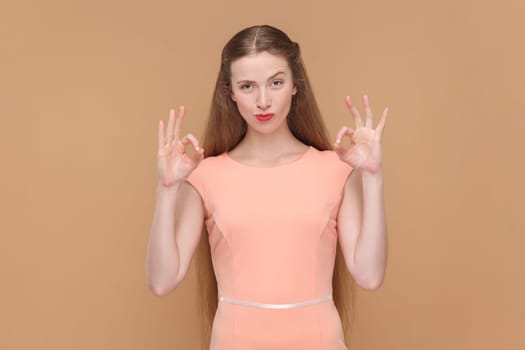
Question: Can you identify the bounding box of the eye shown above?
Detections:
[240,83,252,91]
[271,80,283,87]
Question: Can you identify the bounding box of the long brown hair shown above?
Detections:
[195,25,356,349]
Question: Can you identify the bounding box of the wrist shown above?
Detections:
[360,167,384,183]
[156,179,185,192]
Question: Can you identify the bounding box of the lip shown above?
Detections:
[255,113,274,121]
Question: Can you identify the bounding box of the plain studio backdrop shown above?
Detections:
[1,0,523,349]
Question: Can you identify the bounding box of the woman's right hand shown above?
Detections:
[157,105,204,188]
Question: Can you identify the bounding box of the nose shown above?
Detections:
[256,88,271,111]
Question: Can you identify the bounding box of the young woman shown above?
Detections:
[146,24,388,350]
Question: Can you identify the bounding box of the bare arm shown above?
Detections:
[145,180,204,296]
[145,106,205,296]
[334,95,389,291]
[337,169,387,291]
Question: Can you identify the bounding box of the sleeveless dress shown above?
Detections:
[186,145,354,350]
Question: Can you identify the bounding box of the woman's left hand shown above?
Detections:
[334,95,388,175]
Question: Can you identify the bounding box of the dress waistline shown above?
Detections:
[217,294,333,309]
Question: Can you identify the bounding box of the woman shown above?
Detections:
[146,24,388,350]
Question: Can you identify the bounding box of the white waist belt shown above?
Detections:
[218,295,333,309]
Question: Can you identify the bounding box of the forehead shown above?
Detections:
[230,51,291,81]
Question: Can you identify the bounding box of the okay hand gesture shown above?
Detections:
[157,106,204,188]
[334,95,388,175]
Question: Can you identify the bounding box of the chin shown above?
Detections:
[249,119,288,133]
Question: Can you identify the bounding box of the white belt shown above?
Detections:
[218,295,333,309]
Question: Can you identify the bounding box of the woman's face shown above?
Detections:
[230,51,297,135]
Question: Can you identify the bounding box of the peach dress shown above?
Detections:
[186,145,353,350]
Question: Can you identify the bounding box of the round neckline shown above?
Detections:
[222,145,313,169]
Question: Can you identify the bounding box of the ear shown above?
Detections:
[230,91,237,102]
[292,84,297,96]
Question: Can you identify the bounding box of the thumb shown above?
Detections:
[333,143,346,159]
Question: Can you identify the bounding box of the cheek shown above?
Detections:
[238,94,252,106]
[234,95,252,114]
[276,93,293,108]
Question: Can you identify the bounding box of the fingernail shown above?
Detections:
[364,95,368,104]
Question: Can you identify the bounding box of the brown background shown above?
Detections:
[1,0,524,349]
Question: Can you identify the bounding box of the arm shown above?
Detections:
[337,167,388,291]
[334,94,389,290]
[146,180,205,296]
[146,105,206,296]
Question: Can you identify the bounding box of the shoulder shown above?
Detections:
[190,153,226,174]
[310,147,353,170]
[309,147,354,188]
[185,154,224,187]
[302,147,354,198]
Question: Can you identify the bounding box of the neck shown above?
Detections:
[235,125,305,158]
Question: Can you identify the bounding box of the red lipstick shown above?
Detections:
[255,113,274,122]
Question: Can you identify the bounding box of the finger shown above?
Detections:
[174,105,185,142]
[376,107,389,137]
[166,108,175,144]
[158,119,166,150]
[333,141,346,158]
[335,126,355,144]
[335,126,347,144]
[344,96,364,128]
[179,133,201,152]
[363,95,373,129]
[191,147,205,163]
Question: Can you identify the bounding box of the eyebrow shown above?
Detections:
[235,71,286,84]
